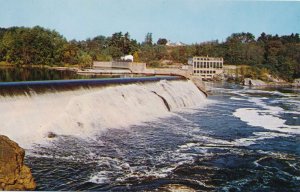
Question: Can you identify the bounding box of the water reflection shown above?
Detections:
[0,66,83,82]
[0,66,134,82]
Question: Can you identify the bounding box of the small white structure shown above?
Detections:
[166,41,186,47]
[121,55,134,62]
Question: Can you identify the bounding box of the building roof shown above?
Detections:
[191,56,223,61]
[166,41,187,47]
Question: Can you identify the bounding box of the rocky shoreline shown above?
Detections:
[242,78,300,87]
[0,135,36,191]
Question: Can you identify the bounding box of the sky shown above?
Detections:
[0,0,299,44]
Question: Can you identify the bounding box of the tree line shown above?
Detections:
[0,26,299,81]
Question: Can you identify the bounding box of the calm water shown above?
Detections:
[0,66,83,82]
[25,83,300,191]
[0,66,134,82]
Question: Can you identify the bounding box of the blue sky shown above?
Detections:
[0,0,299,44]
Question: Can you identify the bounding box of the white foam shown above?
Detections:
[242,89,288,97]
[230,97,247,101]
[233,132,291,146]
[89,171,111,184]
[231,88,300,135]
[233,107,300,135]
[88,149,195,184]
[249,97,283,112]
[0,80,207,148]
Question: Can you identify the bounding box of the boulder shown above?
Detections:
[47,132,57,138]
[158,184,196,192]
[0,135,36,191]
[293,78,300,87]
[266,74,285,83]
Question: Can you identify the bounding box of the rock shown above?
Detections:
[157,184,197,192]
[47,132,57,138]
[243,78,267,86]
[266,74,285,83]
[0,135,36,191]
[293,78,300,87]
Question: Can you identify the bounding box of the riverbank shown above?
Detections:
[241,78,300,87]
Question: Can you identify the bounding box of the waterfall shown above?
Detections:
[0,80,206,148]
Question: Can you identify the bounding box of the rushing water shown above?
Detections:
[2,80,299,191]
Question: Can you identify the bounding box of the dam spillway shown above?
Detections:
[0,76,183,88]
[0,76,184,95]
[0,77,207,148]
[2,78,298,191]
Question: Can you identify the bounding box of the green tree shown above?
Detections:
[143,33,153,46]
[61,41,80,64]
[0,26,66,65]
[78,52,93,69]
[157,38,168,45]
[133,51,140,62]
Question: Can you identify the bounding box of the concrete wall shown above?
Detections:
[93,61,146,72]
[92,61,193,78]
[93,61,112,68]
[111,61,131,69]
[129,63,147,72]
[142,68,192,78]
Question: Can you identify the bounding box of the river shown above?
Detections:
[1,79,299,191]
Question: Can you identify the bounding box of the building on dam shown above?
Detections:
[188,56,224,79]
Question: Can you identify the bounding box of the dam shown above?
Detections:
[1,75,299,191]
[0,76,207,148]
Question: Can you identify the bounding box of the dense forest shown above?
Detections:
[0,26,299,81]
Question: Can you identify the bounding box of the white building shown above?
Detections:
[189,56,223,79]
[121,55,134,62]
[166,41,186,47]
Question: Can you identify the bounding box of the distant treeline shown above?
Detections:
[0,26,299,80]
